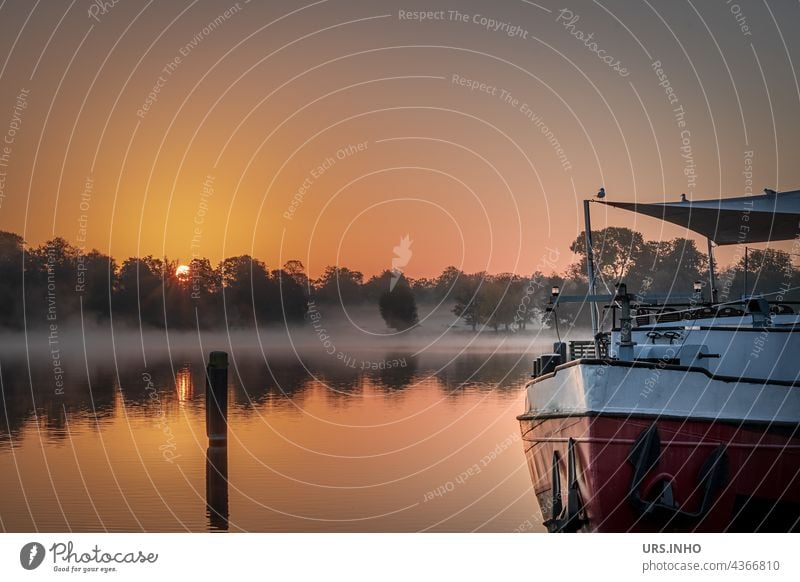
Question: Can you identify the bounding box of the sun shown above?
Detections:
[175,264,190,279]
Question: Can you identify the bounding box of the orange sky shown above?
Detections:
[1,0,799,277]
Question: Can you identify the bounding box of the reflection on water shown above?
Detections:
[0,349,542,532]
[176,366,194,402]
[206,446,229,531]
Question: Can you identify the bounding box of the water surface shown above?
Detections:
[0,337,544,532]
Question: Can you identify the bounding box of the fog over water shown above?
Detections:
[0,302,555,532]
[0,301,561,362]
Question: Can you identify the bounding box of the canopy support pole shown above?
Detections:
[584,200,600,354]
[707,238,718,304]
[743,246,749,297]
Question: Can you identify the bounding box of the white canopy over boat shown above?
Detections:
[598,189,800,245]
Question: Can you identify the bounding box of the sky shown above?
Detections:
[1,0,799,278]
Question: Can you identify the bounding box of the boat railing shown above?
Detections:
[531,338,610,378]
[568,337,609,360]
[534,286,800,379]
[631,299,800,326]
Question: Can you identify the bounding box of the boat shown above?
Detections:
[518,189,800,532]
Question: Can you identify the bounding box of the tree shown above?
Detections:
[435,266,465,300]
[409,276,437,302]
[3,224,798,333]
[115,256,166,327]
[313,266,364,305]
[363,270,395,302]
[161,258,193,328]
[188,258,219,296]
[721,249,799,300]
[217,255,271,327]
[272,268,308,322]
[569,227,647,290]
[0,231,24,262]
[378,278,418,330]
[26,238,81,326]
[187,257,221,328]
[0,231,24,328]
[643,238,708,299]
[78,250,117,321]
[451,273,487,331]
[283,260,309,290]
[512,272,549,331]
[489,273,525,332]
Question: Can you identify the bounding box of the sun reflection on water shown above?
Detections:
[175,365,194,402]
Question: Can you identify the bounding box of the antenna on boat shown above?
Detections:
[707,238,718,304]
[583,199,600,354]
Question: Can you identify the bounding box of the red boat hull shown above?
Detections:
[520,415,800,532]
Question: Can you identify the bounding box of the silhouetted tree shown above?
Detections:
[363,270,394,302]
[1,227,798,333]
[378,278,418,330]
[569,227,648,288]
[410,276,437,302]
[272,268,308,322]
[187,257,222,327]
[451,273,487,331]
[435,266,465,300]
[719,249,800,301]
[314,266,364,305]
[218,255,267,326]
[642,238,707,299]
[0,231,24,328]
[115,256,165,327]
[283,260,309,289]
[26,237,81,326]
[488,273,524,331]
[78,250,117,321]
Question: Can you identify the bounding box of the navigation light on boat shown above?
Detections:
[693,280,703,301]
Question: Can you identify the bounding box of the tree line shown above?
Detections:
[1,228,798,332]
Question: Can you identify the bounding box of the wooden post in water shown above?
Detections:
[206,351,228,445]
[206,444,229,531]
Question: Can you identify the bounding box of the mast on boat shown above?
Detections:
[583,200,600,354]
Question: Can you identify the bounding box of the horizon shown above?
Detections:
[2,222,789,281]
